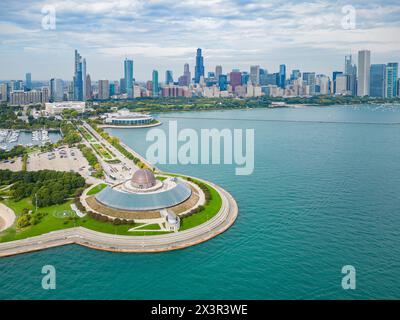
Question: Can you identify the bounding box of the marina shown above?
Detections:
[0,129,61,151]
[31,129,51,143]
[0,130,20,145]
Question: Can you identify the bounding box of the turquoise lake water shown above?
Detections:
[1,104,400,299]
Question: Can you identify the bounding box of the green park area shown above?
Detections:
[0,196,170,242]
[86,183,108,195]
[92,143,113,159]
[171,175,222,231]
[0,170,223,243]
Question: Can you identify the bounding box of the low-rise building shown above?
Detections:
[45,101,86,115]
[103,108,153,126]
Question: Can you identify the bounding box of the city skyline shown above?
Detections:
[2,46,398,104]
[1,0,400,80]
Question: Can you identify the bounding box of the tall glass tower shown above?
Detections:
[386,63,398,98]
[344,55,357,95]
[279,64,286,89]
[195,48,204,84]
[165,70,173,84]
[25,73,32,91]
[124,58,134,99]
[73,49,83,101]
[152,70,159,97]
[369,64,386,97]
[82,58,86,101]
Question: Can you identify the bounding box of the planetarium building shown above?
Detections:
[86,169,200,220]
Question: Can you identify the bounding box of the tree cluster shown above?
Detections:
[0,170,85,207]
[60,122,82,145]
[0,145,26,160]
[16,208,47,229]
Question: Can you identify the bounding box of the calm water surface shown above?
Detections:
[1,104,400,299]
[0,131,61,150]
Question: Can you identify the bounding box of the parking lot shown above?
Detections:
[27,146,91,178]
[0,157,22,171]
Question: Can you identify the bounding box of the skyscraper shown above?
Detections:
[332,71,343,94]
[25,73,32,91]
[165,70,173,84]
[266,73,279,86]
[250,65,260,85]
[50,78,64,102]
[316,74,330,95]
[259,69,268,86]
[124,58,134,99]
[85,74,92,100]
[152,70,159,97]
[335,74,348,95]
[109,82,116,96]
[98,80,110,100]
[357,50,371,96]
[369,64,386,97]
[215,65,222,80]
[344,55,357,95]
[386,63,398,98]
[219,74,227,91]
[120,78,126,94]
[184,63,191,84]
[82,58,87,101]
[241,72,249,85]
[194,48,204,84]
[302,72,316,95]
[73,49,83,101]
[229,71,242,90]
[290,70,301,81]
[279,65,286,89]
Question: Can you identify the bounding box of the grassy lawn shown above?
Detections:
[157,173,223,230]
[79,126,97,143]
[0,197,170,242]
[0,199,77,242]
[105,159,121,164]
[92,143,112,159]
[79,218,168,236]
[133,223,161,231]
[0,174,223,242]
[180,180,222,231]
[86,183,108,195]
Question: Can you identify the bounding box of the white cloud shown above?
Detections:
[0,0,399,80]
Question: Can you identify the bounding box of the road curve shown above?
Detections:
[0,178,238,257]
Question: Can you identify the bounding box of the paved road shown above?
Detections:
[0,178,238,257]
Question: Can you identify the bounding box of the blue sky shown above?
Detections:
[0,0,399,81]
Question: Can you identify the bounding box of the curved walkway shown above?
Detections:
[0,178,238,257]
[0,203,16,232]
